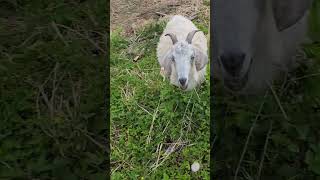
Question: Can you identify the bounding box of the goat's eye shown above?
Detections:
[191,55,195,61]
[171,57,175,62]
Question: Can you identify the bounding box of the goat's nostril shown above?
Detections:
[220,52,246,76]
[179,78,187,86]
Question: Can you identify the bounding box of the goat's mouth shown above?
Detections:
[220,58,253,92]
[224,69,249,92]
[180,84,188,90]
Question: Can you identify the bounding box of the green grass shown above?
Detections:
[110,18,210,179]
[2,0,320,179]
[0,0,108,179]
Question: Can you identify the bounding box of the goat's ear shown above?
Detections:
[194,48,208,71]
[162,50,173,76]
[272,0,312,31]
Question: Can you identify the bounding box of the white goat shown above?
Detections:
[157,15,208,91]
[212,0,313,94]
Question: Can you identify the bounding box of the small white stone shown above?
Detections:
[191,162,200,172]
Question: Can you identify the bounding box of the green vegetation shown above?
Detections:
[213,1,320,179]
[2,0,320,179]
[110,18,210,179]
[0,0,107,179]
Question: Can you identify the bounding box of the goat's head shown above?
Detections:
[163,30,208,90]
[213,0,312,92]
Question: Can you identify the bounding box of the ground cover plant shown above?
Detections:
[0,0,108,179]
[2,0,320,179]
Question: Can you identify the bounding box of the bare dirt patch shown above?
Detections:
[111,0,209,35]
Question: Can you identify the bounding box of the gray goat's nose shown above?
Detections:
[179,78,187,86]
[220,52,246,76]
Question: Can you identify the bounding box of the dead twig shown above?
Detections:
[234,91,269,180]
[55,23,106,54]
[189,12,198,20]
[146,100,161,144]
[257,120,273,179]
[51,21,69,46]
[268,82,289,120]
[292,72,320,81]
[155,12,168,17]
[77,128,108,152]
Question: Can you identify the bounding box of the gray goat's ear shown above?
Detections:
[194,48,208,71]
[272,0,312,31]
[162,50,173,76]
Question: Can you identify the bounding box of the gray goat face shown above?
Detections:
[171,42,194,90]
[164,31,208,90]
[213,0,312,91]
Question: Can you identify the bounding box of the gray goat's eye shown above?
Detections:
[171,57,175,62]
[191,55,195,61]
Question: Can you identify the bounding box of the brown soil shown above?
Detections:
[111,0,209,35]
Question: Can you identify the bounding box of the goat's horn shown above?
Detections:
[165,33,178,45]
[186,30,200,44]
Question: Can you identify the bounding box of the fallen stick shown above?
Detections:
[155,12,167,16]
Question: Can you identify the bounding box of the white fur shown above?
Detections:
[157,15,208,91]
[247,1,309,93]
[213,1,310,94]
